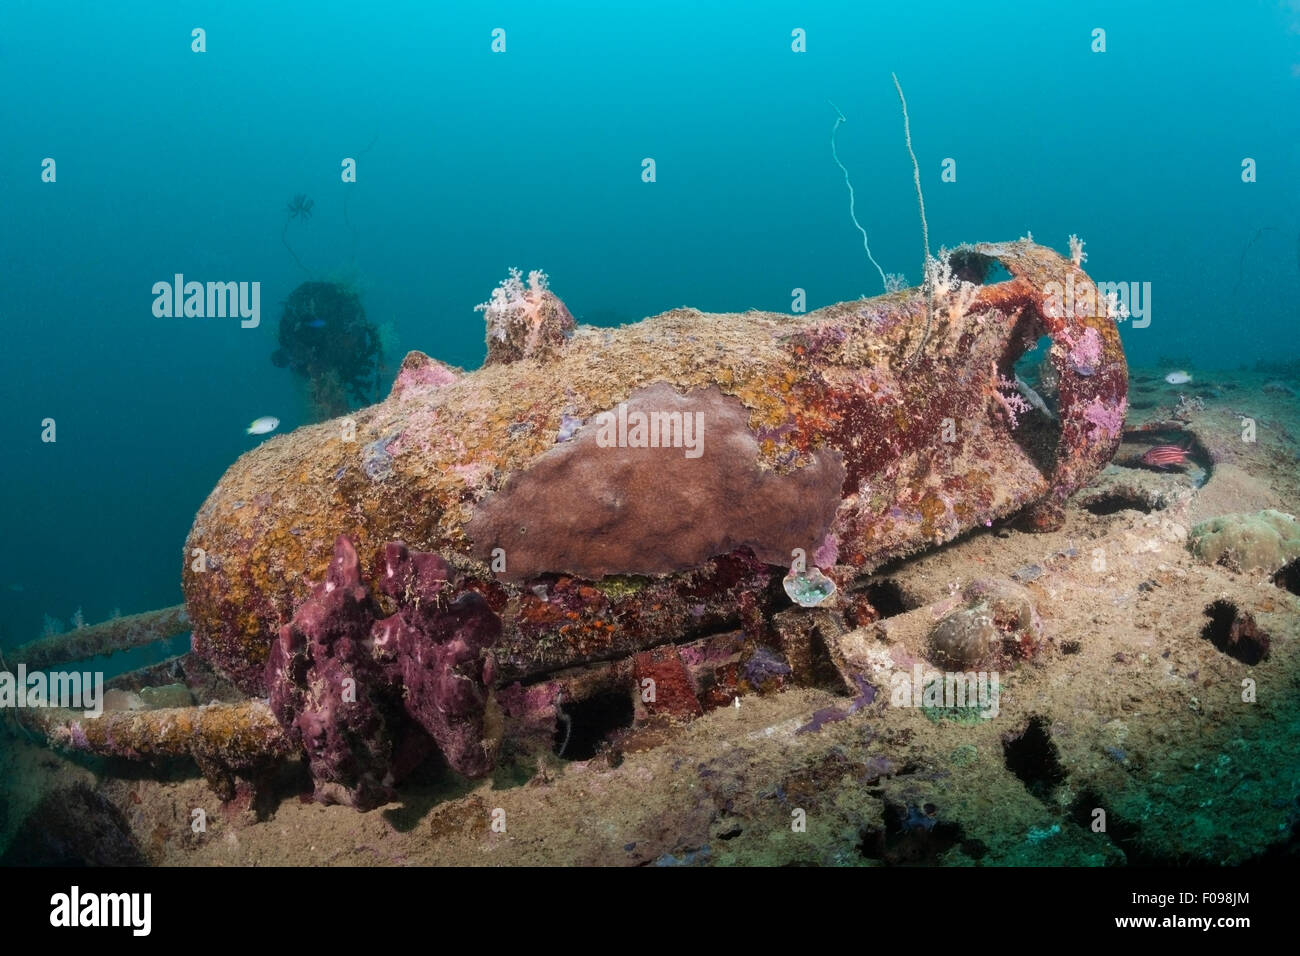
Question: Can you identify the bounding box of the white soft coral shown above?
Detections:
[924,248,978,323]
[476,267,549,342]
[1068,234,1087,267]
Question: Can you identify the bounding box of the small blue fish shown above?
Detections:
[305,318,326,329]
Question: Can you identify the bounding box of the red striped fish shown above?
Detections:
[1140,443,1191,468]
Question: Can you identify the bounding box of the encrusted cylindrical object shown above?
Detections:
[183,240,1127,693]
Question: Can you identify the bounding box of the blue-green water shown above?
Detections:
[0,0,1297,649]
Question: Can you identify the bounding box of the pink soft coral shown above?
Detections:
[1066,326,1103,376]
[992,365,1032,429]
[1082,396,1126,440]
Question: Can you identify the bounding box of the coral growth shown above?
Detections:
[465,383,847,580]
[927,251,979,319]
[1068,234,1086,266]
[1082,395,1126,441]
[1066,327,1103,376]
[634,646,703,721]
[928,607,1000,669]
[928,579,1043,669]
[992,368,1033,429]
[476,268,575,365]
[1189,509,1300,574]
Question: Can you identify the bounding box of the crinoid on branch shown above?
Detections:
[286,193,314,220]
[281,193,314,272]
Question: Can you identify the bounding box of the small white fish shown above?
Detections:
[1164,370,1192,385]
[246,416,280,435]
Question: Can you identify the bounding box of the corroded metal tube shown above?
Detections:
[11,605,189,670]
[183,240,1127,693]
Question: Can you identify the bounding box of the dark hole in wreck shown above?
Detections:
[554,689,637,760]
[955,250,1063,479]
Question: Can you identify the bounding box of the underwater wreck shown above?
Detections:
[16,239,1129,810]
